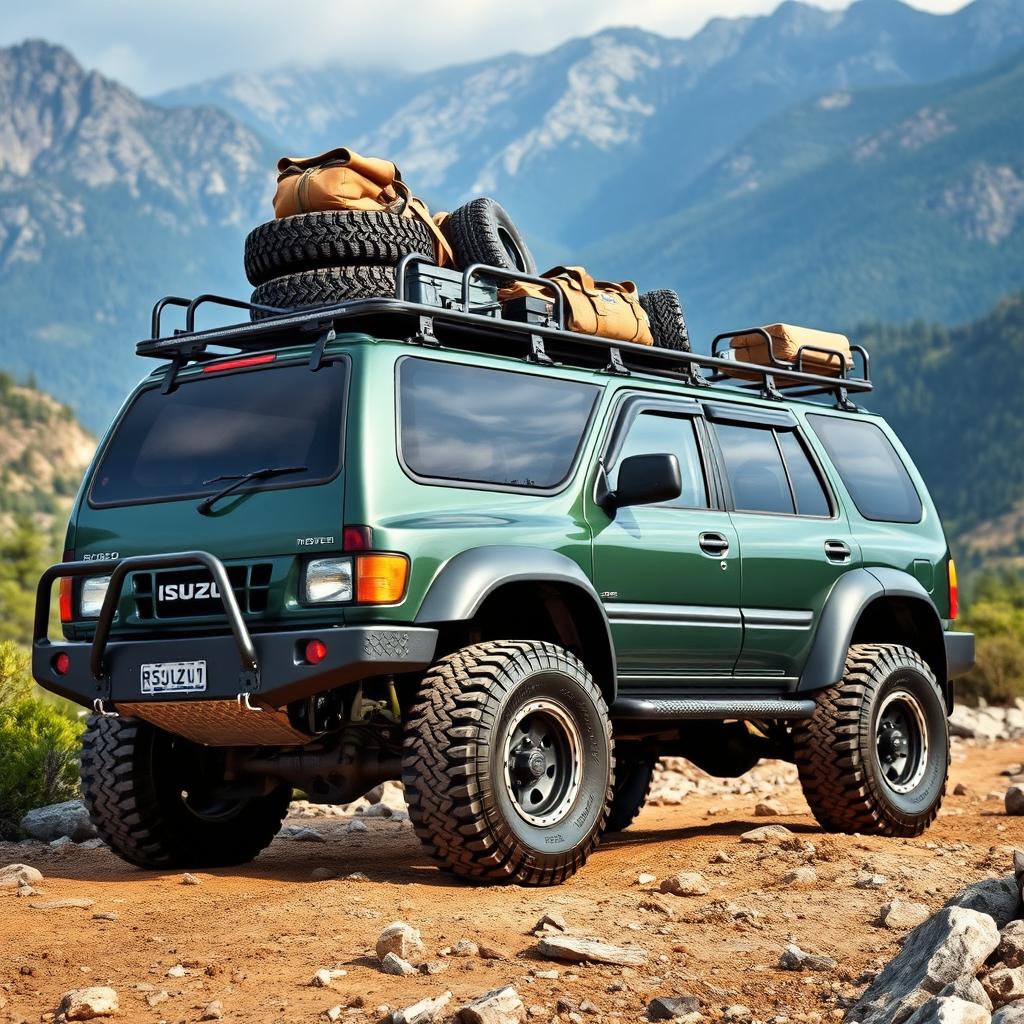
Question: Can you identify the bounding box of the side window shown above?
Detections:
[714,423,793,514]
[609,411,708,509]
[808,415,922,524]
[778,431,831,517]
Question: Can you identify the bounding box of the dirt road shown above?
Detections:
[2,740,1022,1024]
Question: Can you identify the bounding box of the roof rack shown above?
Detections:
[137,256,871,410]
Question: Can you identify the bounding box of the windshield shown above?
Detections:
[89,360,347,507]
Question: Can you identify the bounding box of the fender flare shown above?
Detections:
[415,545,617,699]
[799,567,946,692]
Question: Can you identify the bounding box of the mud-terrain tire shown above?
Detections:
[442,198,537,275]
[605,755,656,833]
[80,715,290,868]
[243,211,435,286]
[250,264,396,318]
[402,640,613,885]
[640,289,690,351]
[793,644,948,837]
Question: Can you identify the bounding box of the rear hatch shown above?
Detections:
[67,353,349,636]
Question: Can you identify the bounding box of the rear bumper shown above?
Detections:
[33,552,437,711]
[944,630,975,680]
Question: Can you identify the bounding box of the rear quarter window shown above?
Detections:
[808,414,922,523]
[398,358,599,491]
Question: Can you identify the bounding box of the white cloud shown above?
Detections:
[2,0,972,94]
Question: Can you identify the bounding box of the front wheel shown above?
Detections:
[793,643,948,837]
[402,641,613,885]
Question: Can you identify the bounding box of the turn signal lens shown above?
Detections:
[59,578,73,623]
[355,554,409,604]
[304,640,328,665]
[948,558,959,620]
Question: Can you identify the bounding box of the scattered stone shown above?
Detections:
[451,939,480,957]
[309,968,347,987]
[456,985,526,1024]
[532,911,568,934]
[880,900,932,930]
[361,802,394,818]
[782,867,818,887]
[639,895,677,920]
[712,850,733,863]
[166,964,186,978]
[998,920,1024,968]
[344,871,369,881]
[992,1006,1024,1024]
[346,819,369,833]
[57,987,118,1020]
[201,1000,224,1020]
[856,873,889,890]
[92,912,117,922]
[287,826,326,842]
[0,863,42,889]
[903,996,992,1024]
[381,952,418,977]
[779,943,837,971]
[180,872,201,885]
[479,945,507,961]
[377,921,424,963]
[659,872,710,897]
[20,801,97,843]
[532,970,559,980]
[1006,786,1024,815]
[648,994,702,1020]
[30,898,95,910]
[982,966,1024,1008]
[310,867,336,881]
[953,783,971,797]
[325,1007,342,1022]
[536,935,647,967]
[77,839,105,850]
[638,873,657,885]
[146,991,169,1008]
[740,825,792,844]
[847,908,1000,1024]
[389,991,453,1024]
[421,961,449,976]
[49,835,74,850]
[755,799,786,816]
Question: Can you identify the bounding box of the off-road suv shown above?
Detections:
[33,261,974,886]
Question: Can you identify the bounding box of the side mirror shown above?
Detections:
[613,453,682,510]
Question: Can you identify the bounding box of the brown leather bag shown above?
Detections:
[728,323,852,383]
[501,266,653,346]
[273,147,453,265]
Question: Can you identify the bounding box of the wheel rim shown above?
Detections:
[502,698,582,827]
[496,226,527,272]
[874,689,929,794]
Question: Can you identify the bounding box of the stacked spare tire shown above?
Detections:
[242,147,690,353]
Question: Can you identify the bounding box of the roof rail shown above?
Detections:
[137,260,872,410]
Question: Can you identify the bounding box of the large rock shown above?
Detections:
[992,1006,1024,1024]
[938,977,993,1012]
[904,996,992,1024]
[0,863,42,889]
[20,801,97,843]
[946,878,1023,929]
[1007,787,1024,815]
[376,922,424,963]
[848,908,1001,1024]
[57,987,118,1020]
[999,921,1024,969]
[456,986,525,1024]
[536,935,647,966]
[881,900,933,930]
[659,872,710,897]
[982,967,1024,1008]
[648,995,702,1020]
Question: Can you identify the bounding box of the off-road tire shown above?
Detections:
[605,756,656,833]
[442,198,537,275]
[793,644,948,837]
[243,212,435,287]
[250,264,396,318]
[80,715,290,868]
[640,289,690,351]
[402,640,613,886]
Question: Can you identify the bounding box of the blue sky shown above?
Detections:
[0,0,970,94]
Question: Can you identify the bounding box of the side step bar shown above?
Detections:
[611,697,816,720]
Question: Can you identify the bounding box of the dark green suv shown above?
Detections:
[32,267,974,886]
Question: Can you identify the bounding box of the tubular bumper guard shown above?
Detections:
[33,551,438,712]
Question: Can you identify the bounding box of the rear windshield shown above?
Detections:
[89,361,346,507]
[398,358,599,490]
[807,414,922,523]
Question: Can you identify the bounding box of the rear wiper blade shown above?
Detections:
[197,465,308,515]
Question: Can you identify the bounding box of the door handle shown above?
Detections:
[699,532,730,557]
[825,540,851,563]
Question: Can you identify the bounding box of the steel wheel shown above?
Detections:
[874,690,928,794]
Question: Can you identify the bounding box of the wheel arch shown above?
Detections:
[800,568,948,704]
[415,546,616,702]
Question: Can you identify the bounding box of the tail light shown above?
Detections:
[58,547,74,623]
[948,558,958,620]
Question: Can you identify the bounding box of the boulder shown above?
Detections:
[946,878,1022,929]
[1006,787,1024,816]
[938,977,993,1011]
[1000,921,1024,969]
[0,863,42,889]
[57,987,118,1020]
[982,967,1024,1008]
[992,1005,1024,1024]
[848,908,1000,1024]
[20,801,97,843]
[903,996,993,1024]
[376,922,424,963]
[457,986,526,1024]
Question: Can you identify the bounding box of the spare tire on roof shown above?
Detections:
[639,289,690,352]
[442,198,537,276]
[243,211,435,287]
[250,265,397,319]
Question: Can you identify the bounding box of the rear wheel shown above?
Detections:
[403,640,612,885]
[793,644,948,836]
[80,715,290,868]
[605,755,656,833]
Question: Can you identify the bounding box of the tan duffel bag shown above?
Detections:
[501,266,653,346]
[273,147,454,265]
[728,323,852,382]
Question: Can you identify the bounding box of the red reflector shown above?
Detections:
[202,353,276,374]
[53,653,70,676]
[59,577,73,623]
[342,526,373,551]
[305,640,328,665]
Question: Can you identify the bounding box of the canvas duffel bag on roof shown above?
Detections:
[728,323,852,381]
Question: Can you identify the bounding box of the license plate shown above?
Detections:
[140,660,207,694]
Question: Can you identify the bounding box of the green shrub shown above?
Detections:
[957,571,1024,706]
[0,641,83,837]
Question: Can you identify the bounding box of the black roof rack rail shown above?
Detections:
[137,261,872,411]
